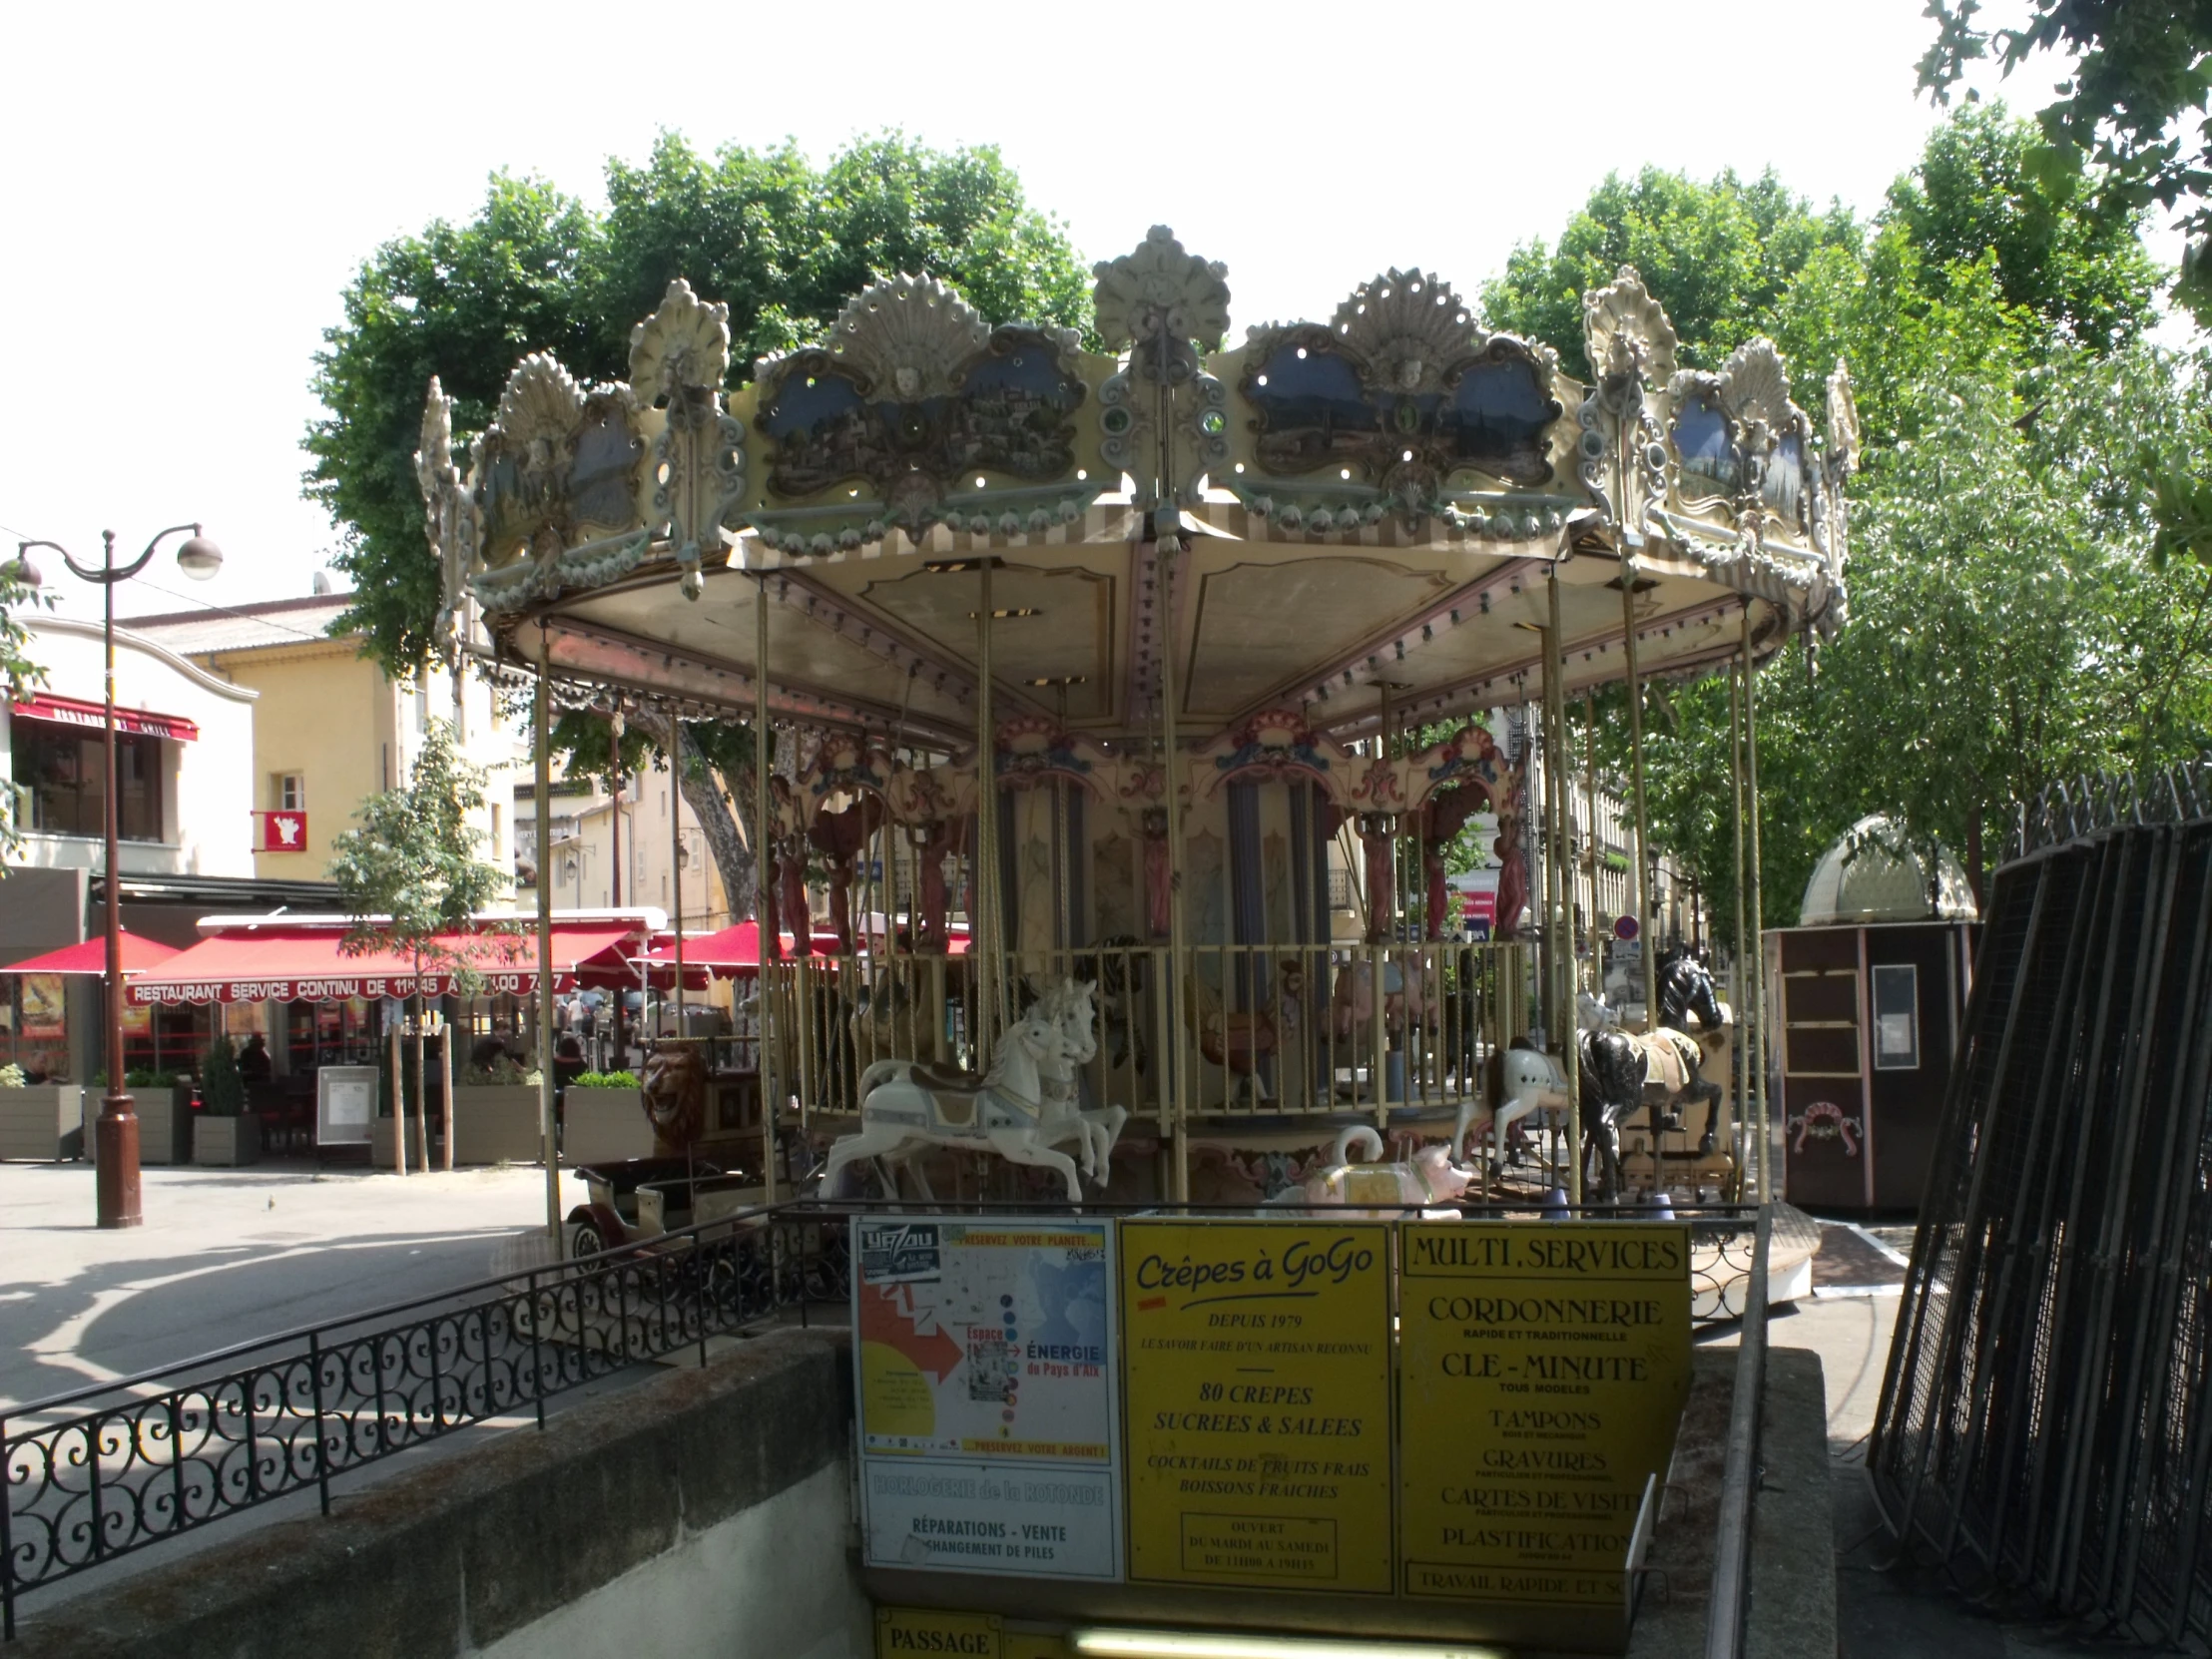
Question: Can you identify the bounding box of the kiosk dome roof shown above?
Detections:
[1801,815,1978,926]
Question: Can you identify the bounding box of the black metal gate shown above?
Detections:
[1871,767,2212,1643]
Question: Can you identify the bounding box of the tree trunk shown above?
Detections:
[636,710,760,920]
[1965,807,1984,914]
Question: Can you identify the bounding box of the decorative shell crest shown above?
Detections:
[1092,225,1231,353]
[1717,337,1799,435]
[1826,358,1861,477]
[1582,267,1679,384]
[1332,270,1477,395]
[828,274,990,401]
[495,354,586,454]
[629,278,731,401]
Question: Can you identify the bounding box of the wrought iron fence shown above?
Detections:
[1874,786,2212,1643]
[0,1206,849,1639]
[3,1197,1761,1640]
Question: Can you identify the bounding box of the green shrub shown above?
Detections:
[0,1063,25,1088]
[570,1070,638,1089]
[201,1037,245,1118]
[461,1055,530,1086]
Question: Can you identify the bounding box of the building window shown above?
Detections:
[275,773,304,812]
[10,726,163,841]
[490,803,503,852]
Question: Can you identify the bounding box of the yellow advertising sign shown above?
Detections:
[1396,1222,1691,1607]
[1120,1221,1394,1593]
[875,1606,1001,1657]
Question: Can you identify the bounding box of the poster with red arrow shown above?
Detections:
[853,1217,1123,1580]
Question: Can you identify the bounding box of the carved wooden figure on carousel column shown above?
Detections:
[1420,785,1486,940]
[1359,811,1398,943]
[809,797,882,953]
[910,818,960,950]
[1141,807,1173,940]
[1493,808,1528,938]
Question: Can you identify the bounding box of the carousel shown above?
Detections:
[416,228,1850,1210]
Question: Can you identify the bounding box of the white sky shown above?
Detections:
[1,0,2087,617]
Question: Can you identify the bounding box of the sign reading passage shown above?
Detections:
[1397,1222,1691,1607]
[853,1219,1121,1581]
[1120,1222,1394,1593]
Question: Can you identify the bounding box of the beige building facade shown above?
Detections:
[126,593,523,889]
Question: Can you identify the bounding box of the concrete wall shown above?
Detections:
[12,1328,867,1659]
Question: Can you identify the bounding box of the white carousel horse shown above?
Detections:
[1454,1038,1576,1173]
[1268,1125,1480,1212]
[1035,979,1126,1181]
[827,1004,1086,1203]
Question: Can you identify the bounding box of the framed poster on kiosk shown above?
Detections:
[316,1065,379,1147]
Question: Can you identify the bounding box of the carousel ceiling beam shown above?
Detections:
[535,615,973,746]
[1124,534,1183,733]
[1240,556,1546,731]
[768,567,985,714]
[765,567,1055,724]
[1312,593,1755,739]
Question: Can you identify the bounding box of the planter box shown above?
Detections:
[137,1084,197,1166]
[194,1115,262,1168]
[563,1089,655,1166]
[451,1086,544,1166]
[0,1086,85,1161]
[370,1114,450,1170]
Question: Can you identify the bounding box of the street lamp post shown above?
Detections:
[9,525,224,1229]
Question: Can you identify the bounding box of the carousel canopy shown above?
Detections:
[420,234,1854,750]
[1800,815,1979,927]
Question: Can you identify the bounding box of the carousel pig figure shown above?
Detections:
[1266,1126,1477,1215]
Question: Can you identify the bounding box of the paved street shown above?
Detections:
[0,1161,588,1412]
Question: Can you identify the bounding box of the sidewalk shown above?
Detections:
[0,1160,586,1411]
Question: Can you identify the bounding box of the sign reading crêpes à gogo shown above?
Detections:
[1397,1222,1691,1608]
[1120,1221,1394,1593]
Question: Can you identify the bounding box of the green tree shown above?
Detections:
[1920,1,2212,319]
[0,562,49,863]
[329,720,511,1165]
[306,131,1089,919]
[1489,113,2207,940]
[1481,167,1861,379]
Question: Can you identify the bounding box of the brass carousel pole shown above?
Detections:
[755,571,778,1200]
[974,556,999,1069]
[1743,605,1771,1205]
[1546,569,1581,1204]
[1158,518,1192,1203]
[534,635,560,1247]
[1620,558,1657,1029]
[1585,693,1601,996]
[1729,658,1749,1197]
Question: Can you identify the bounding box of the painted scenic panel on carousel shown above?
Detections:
[756,329,1088,499]
[1240,331,1558,488]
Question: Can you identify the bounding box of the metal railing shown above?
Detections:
[3,1196,1762,1638]
[0,1206,849,1639]
[763,939,1529,1133]
[1704,1202,1772,1658]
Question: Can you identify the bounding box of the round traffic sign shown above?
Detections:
[1614,914,1640,941]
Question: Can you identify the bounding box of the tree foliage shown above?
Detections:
[1921,0,2212,320]
[305,132,1090,674]
[0,565,49,863]
[328,719,510,988]
[1492,110,2208,940]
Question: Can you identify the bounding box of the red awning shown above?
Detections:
[636,919,962,977]
[124,922,642,1006]
[11,694,199,743]
[4,931,182,976]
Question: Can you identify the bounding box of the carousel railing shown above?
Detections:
[756,938,1529,1138]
